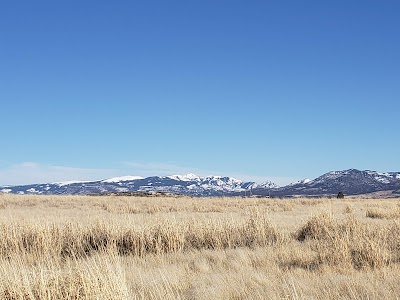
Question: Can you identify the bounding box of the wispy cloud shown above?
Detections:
[0,162,120,186]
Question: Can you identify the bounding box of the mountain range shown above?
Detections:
[1,169,400,197]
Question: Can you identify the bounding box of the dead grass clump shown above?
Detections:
[350,238,390,270]
[100,203,113,213]
[256,198,268,205]
[0,255,129,300]
[242,215,287,247]
[124,205,140,214]
[295,212,337,241]
[386,221,400,263]
[192,204,223,213]
[299,215,393,270]
[278,247,321,271]
[0,214,287,260]
[184,215,286,251]
[344,204,354,214]
[366,208,400,219]
[299,198,323,206]
[0,200,6,209]
[146,205,161,214]
[278,202,295,211]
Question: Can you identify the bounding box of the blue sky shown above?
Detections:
[1,1,399,186]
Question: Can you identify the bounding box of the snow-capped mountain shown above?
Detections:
[0,174,274,197]
[262,169,400,197]
[1,169,400,197]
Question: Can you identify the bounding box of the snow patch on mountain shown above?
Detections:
[289,179,312,186]
[250,181,279,189]
[167,174,201,182]
[54,180,94,186]
[102,176,144,183]
[375,177,390,184]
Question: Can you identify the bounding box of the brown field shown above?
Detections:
[1,194,400,299]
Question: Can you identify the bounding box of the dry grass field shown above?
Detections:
[1,194,400,299]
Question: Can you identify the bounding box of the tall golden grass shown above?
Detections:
[1,194,400,299]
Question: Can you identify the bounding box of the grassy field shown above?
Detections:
[1,194,400,299]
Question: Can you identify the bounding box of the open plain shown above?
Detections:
[1,194,400,299]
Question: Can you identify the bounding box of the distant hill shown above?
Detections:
[0,174,276,197]
[255,169,400,197]
[1,169,399,197]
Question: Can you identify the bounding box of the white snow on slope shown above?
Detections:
[251,181,280,189]
[102,176,144,183]
[374,177,390,184]
[204,175,243,185]
[167,174,201,181]
[289,179,312,185]
[367,171,394,184]
[376,172,391,177]
[53,180,94,186]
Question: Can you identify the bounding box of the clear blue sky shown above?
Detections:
[1,1,399,186]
